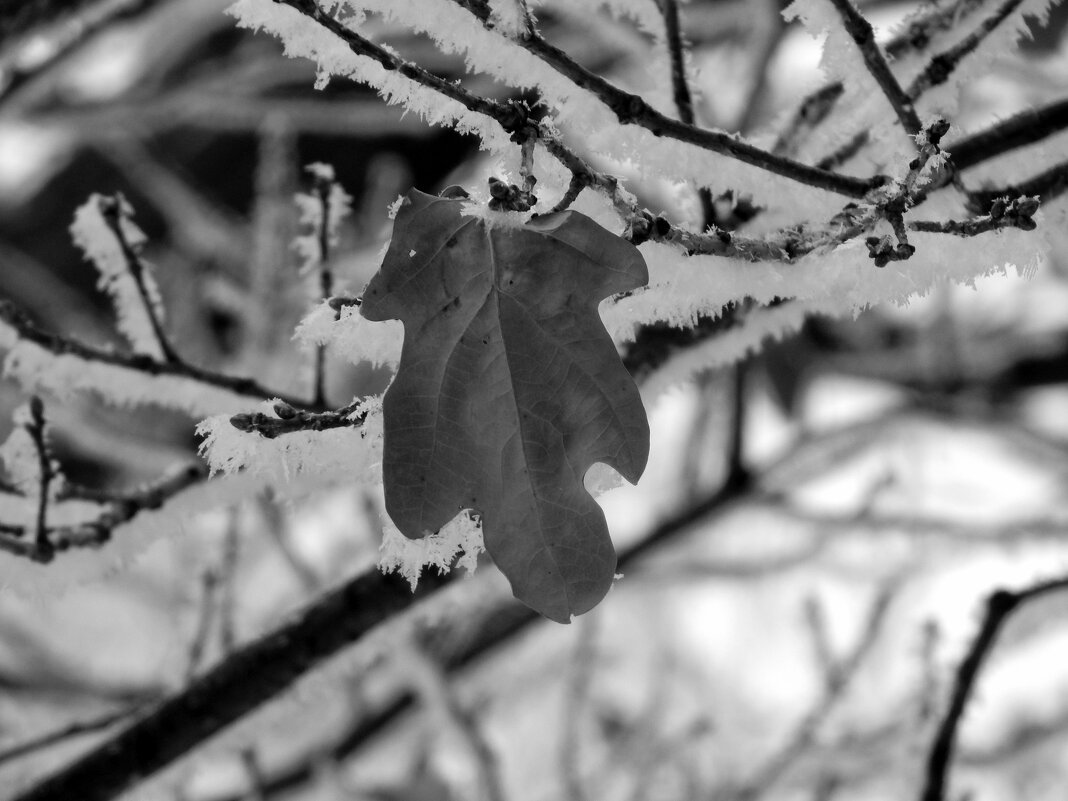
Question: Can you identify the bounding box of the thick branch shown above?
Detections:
[11,569,454,801]
[950,98,1068,171]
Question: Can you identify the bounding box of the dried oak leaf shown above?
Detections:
[361,190,650,622]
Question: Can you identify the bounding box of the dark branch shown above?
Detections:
[0,299,315,410]
[920,576,1068,801]
[950,97,1068,171]
[11,569,455,801]
[24,396,56,557]
[816,0,1027,171]
[968,160,1068,212]
[827,0,922,138]
[433,0,876,198]
[658,0,715,226]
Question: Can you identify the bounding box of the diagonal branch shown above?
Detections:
[448,0,877,198]
[10,569,453,801]
[950,98,1068,171]
[0,299,315,410]
[920,576,1068,801]
[826,0,922,138]
[280,0,875,199]
[816,0,1028,171]
[97,194,180,364]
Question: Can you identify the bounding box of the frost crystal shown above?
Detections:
[378,511,485,588]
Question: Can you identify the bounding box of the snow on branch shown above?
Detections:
[0,300,309,416]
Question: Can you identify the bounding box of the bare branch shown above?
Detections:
[920,576,1068,801]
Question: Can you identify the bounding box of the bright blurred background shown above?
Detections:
[2,1,1068,800]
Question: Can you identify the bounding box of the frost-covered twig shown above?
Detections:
[96,195,180,364]
[780,0,1003,156]
[816,0,1029,171]
[909,195,1039,237]
[0,299,313,409]
[445,0,877,198]
[229,399,366,439]
[826,0,921,138]
[904,0,1026,101]
[920,575,1068,801]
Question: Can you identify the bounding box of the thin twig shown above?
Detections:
[229,398,366,438]
[816,0,1027,171]
[729,581,898,801]
[24,397,56,557]
[309,170,334,409]
[908,195,1038,237]
[919,576,1068,801]
[446,0,877,198]
[726,359,748,487]
[185,569,220,681]
[98,194,180,364]
[826,0,922,138]
[0,299,314,410]
[0,706,142,769]
[904,0,1026,101]
[1,461,207,563]
[258,491,321,592]
[402,638,506,801]
[658,0,715,226]
[217,517,241,655]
